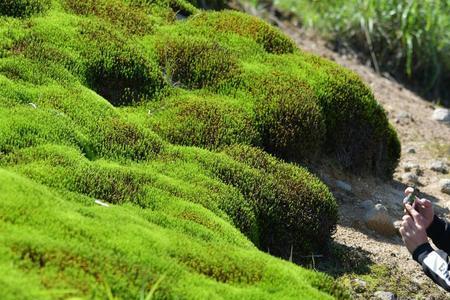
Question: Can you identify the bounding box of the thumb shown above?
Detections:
[404,187,414,196]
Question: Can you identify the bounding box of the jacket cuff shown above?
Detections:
[412,242,434,263]
[426,215,445,239]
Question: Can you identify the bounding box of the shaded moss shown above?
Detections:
[0,0,51,18]
[241,69,326,160]
[80,21,165,106]
[249,53,400,178]
[298,53,400,178]
[221,145,337,259]
[64,0,154,35]
[156,34,241,90]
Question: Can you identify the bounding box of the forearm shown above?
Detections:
[427,215,450,254]
[413,243,450,291]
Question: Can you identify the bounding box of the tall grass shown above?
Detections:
[269,0,450,106]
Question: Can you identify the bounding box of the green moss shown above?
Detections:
[249,53,400,178]
[161,145,337,259]
[0,106,88,155]
[240,67,326,160]
[221,145,337,258]
[64,0,155,35]
[148,91,260,149]
[298,53,399,178]
[156,34,241,90]
[0,144,259,243]
[188,11,297,54]
[0,163,345,298]
[80,21,165,106]
[90,117,164,161]
[0,0,51,18]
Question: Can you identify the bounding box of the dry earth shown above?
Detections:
[230,2,450,298]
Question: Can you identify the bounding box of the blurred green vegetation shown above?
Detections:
[262,0,450,106]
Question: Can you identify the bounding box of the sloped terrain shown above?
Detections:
[0,0,401,299]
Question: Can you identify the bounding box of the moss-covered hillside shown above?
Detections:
[0,0,399,299]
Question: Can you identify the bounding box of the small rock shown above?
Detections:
[401,172,419,184]
[336,180,352,192]
[395,111,412,124]
[432,108,450,123]
[406,147,416,154]
[415,168,424,176]
[94,199,110,207]
[440,179,450,194]
[352,278,367,293]
[374,291,396,300]
[429,160,448,174]
[403,162,419,172]
[393,220,403,236]
[403,162,423,176]
[364,204,397,236]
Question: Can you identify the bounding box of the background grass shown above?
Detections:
[255,0,450,106]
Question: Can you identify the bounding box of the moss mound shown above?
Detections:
[156,34,240,90]
[0,0,51,18]
[148,92,259,149]
[296,53,400,177]
[242,69,326,160]
[81,22,164,106]
[158,144,337,258]
[188,10,296,54]
[217,145,337,258]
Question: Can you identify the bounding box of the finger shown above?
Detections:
[404,216,415,227]
[405,203,421,222]
[417,198,432,208]
[402,221,413,232]
[402,229,412,238]
[405,187,414,195]
[402,215,415,226]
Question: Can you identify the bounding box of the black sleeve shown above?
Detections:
[413,242,450,292]
[427,215,450,255]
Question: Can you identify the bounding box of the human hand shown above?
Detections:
[404,187,434,229]
[399,214,428,254]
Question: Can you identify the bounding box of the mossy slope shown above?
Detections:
[0,0,398,298]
